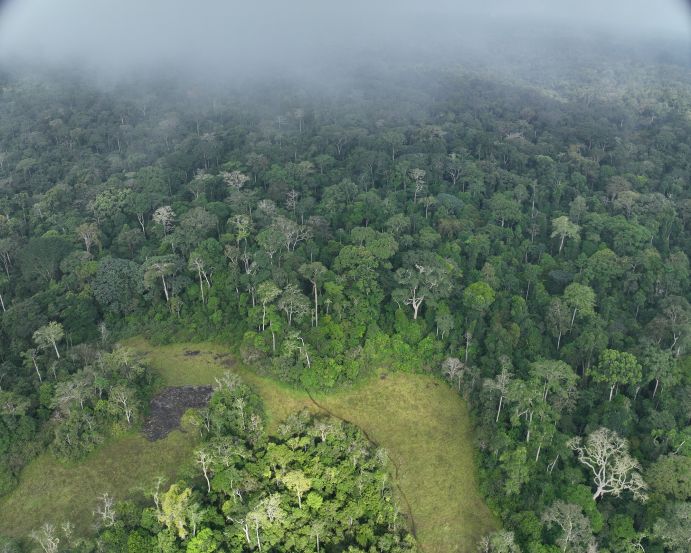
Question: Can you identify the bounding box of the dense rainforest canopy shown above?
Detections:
[0,44,689,553]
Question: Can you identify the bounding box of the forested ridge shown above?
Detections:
[0,56,689,553]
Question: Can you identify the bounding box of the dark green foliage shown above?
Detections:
[93,257,142,315]
[17,235,74,287]
[0,53,688,552]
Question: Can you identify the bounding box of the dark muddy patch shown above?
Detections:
[214,353,236,368]
[184,350,201,356]
[142,386,213,441]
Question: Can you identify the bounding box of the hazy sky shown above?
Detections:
[0,0,689,78]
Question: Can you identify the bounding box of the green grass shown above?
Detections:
[314,374,497,553]
[0,338,496,552]
[0,431,195,538]
[124,337,315,431]
[126,339,497,552]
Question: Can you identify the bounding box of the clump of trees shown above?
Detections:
[0,339,154,495]
[92,384,417,553]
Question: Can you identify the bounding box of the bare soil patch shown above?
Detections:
[142,386,212,440]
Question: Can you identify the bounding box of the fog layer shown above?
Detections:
[0,0,689,80]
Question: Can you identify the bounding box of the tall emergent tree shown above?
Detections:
[568,427,647,502]
[33,322,64,359]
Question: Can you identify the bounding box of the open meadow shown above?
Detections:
[0,338,496,552]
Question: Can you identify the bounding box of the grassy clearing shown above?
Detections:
[124,337,316,431]
[127,338,497,552]
[0,431,194,538]
[314,374,496,553]
[0,338,496,552]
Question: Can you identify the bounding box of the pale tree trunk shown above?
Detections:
[412,300,421,320]
[240,521,250,544]
[495,395,503,423]
[203,466,211,493]
[525,411,533,443]
[33,357,42,382]
[609,384,615,401]
[547,454,559,474]
[197,268,205,303]
[0,292,5,312]
[593,486,604,501]
[255,522,261,551]
[137,213,147,237]
[299,337,311,368]
[52,341,60,359]
[161,274,170,302]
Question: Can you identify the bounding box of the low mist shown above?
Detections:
[0,0,689,84]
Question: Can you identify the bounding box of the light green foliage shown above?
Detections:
[281,470,311,508]
[499,447,529,496]
[589,349,642,401]
[563,283,595,326]
[394,251,453,320]
[652,502,691,553]
[551,216,580,253]
[561,485,604,533]
[639,345,681,397]
[117,403,418,553]
[463,281,496,316]
[158,484,192,539]
[647,455,691,500]
[477,530,521,553]
[186,527,219,553]
[277,284,310,326]
[529,359,578,403]
[32,321,64,359]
